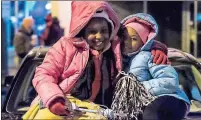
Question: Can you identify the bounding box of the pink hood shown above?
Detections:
[121,13,159,52]
[69,1,120,40]
[67,1,122,70]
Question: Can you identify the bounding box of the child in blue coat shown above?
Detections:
[119,13,190,120]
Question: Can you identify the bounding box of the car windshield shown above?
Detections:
[6,58,42,113]
[173,64,201,112]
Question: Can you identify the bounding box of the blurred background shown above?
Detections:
[1,1,201,83]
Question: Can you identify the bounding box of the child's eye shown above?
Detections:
[88,30,96,34]
[131,37,137,41]
[101,28,108,33]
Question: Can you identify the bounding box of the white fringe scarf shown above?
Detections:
[111,71,156,120]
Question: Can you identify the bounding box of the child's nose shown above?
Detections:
[95,32,102,40]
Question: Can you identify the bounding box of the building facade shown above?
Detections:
[1,1,201,76]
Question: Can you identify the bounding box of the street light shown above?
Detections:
[45,3,51,10]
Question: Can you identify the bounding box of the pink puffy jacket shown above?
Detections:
[31,1,122,108]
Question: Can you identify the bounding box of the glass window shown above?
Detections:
[6,59,42,113]
[174,65,201,102]
[173,64,201,112]
[188,1,201,58]
[197,2,201,58]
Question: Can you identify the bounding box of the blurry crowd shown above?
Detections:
[13,13,64,64]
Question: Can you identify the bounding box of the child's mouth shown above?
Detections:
[95,41,103,46]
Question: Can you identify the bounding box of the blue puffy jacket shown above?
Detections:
[122,13,190,105]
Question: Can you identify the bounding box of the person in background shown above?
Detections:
[39,13,64,46]
[14,17,36,64]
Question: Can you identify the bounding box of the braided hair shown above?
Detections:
[111,71,156,120]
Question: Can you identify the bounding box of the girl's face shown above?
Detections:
[84,18,110,52]
[121,26,144,55]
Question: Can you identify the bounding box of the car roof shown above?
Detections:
[26,46,50,59]
[168,48,201,69]
[27,47,201,65]
[168,48,197,62]
[26,47,201,67]
[28,47,198,60]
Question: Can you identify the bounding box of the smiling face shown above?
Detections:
[121,26,144,55]
[84,18,110,52]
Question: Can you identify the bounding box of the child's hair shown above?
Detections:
[117,23,125,39]
[76,20,112,38]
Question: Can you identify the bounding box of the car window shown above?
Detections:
[191,65,201,90]
[173,65,201,102]
[6,58,42,113]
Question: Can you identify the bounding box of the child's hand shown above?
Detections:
[151,49,168,65]
[49,97,71,116]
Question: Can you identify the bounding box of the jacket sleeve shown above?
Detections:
[32,37,66,108]
[151,40,168,55]
[14,33,26,56]
[142,53,179,96]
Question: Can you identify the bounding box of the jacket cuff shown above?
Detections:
[46,93,65,109]
[35,81,65,108]
[142,81,154,95]
[151,40,168,55]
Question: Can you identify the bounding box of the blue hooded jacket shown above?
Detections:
[121,13,190,105]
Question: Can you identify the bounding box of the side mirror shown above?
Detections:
[4,76,14,87]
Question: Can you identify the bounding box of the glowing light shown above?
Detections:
[37,24,46,31]
[45,3,51,10]
[10,16,17,23]
[197,13,201,22]
[18,12,24,18]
